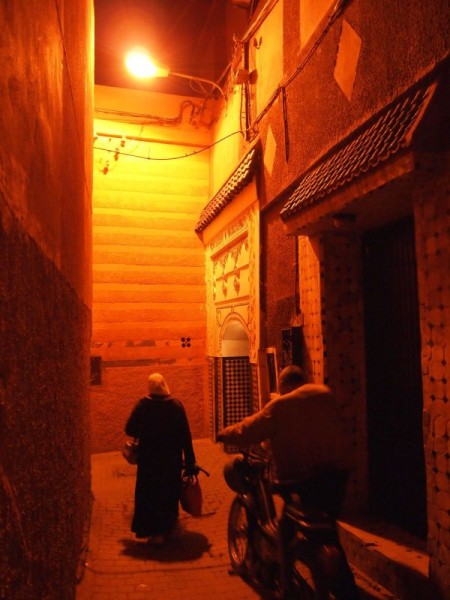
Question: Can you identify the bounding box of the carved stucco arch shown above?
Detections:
[219,313,250,357]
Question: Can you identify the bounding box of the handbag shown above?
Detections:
[180,475,202,517]
[122,439,139,465]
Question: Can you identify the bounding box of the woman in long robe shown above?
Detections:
[125,373,196,543]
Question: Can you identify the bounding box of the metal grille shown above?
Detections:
[223,357,252,425]
[222,356,252,453]
[208,356,253,452]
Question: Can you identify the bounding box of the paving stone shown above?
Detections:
[76,440,260,599]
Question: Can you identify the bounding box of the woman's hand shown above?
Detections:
[183,464,200,477]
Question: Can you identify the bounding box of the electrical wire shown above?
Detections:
[54,0,92,197]
[93,129,246,162]
[241,0,280,43]
[248,0,348,131]
[95,124,145,174]
[94,100,202,127]
[94,0,347,166]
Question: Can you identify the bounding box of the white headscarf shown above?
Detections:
[148,373,171,397]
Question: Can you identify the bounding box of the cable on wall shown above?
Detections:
[54,0,93,198]
[246,0,348,138]
[93,129,246,168]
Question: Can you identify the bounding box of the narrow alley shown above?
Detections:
[76,439,261,600]
[2,2,449,599]
[76,439,400,600]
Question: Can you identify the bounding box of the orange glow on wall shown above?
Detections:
[91,85,212,452]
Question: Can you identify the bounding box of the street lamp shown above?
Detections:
[125,48,225,99]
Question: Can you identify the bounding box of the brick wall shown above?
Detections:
[91,119,209,452]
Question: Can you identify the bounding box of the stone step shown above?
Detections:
[294,555,399,599]
[353,565,400,599]
[338,519,433,600]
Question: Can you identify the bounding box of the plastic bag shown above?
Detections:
[180,475,202,517]
[122,439,139,465]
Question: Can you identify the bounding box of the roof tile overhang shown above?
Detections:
[280,78,438,227]
[195,145,260,234]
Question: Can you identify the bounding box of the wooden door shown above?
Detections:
[363,217,426,538]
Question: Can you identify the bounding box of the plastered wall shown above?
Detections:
[91,87,212,452]
[0,1,93,598]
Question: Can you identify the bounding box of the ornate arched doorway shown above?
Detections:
[221,319,250,357]
[207,317,253,448]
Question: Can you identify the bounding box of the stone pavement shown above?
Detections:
[76,439,261,600]
[74,438,399,600]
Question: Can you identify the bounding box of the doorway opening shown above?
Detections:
[222,320,251,357]
[362,216,427,538]
[219,319,252,451]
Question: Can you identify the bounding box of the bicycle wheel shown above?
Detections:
[228,496,251,574]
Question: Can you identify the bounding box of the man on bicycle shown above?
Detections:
[217,365,359,599]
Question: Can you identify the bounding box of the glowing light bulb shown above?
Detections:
[125,49,168,79]
[123,48,224,99]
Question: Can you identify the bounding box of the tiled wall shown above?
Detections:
[414,167,450,595]
[321,231,368,508]
[298,235,325,382]
[298,232,367,509]
[298,163,450,593]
